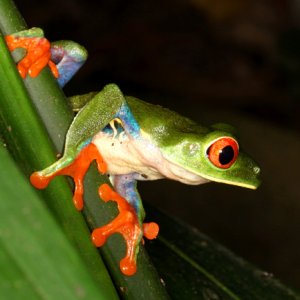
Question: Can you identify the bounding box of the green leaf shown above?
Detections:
[0,143,111,300]
[145,204,300,300]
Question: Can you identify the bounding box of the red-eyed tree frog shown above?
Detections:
[6,28,261,276]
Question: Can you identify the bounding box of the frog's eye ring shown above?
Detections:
[206,137,239,169]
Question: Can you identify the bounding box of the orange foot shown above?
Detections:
[30,143,107,211]
[5,35,58,79]
[91,183,159,276]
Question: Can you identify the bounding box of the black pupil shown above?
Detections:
[219,146,234,165]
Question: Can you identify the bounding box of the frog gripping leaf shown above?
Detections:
[6,28,261,276]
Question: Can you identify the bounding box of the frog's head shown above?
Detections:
[166,123,261,189]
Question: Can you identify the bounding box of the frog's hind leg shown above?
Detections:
[50,41,87,88]
[91,174,159,276]
[30,143,107,211]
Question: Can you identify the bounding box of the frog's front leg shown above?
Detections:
[92,174,159,276]
[5,28,87,87]
[5,28,59,79]
[30,142,107,210]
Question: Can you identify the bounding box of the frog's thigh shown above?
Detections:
[50,41,87,87]
[110,174,145,223]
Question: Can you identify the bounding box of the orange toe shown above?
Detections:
[30,172,51,189]
[143,222,159,240]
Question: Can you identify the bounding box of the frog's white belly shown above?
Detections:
[92,132,208,185]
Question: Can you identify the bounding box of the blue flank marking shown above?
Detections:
[102,124,114,135]
[101,122,126,136]
[113,174,143,217]
[115,103,141,139]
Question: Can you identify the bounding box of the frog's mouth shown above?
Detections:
[164,157,261,189]
[157,154,261,188]
[199,173,261,190]
[197,157,262,190]
[172,167,261,189]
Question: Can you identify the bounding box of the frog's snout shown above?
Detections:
[252,164,262,189]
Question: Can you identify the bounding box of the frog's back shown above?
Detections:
[126,96,210,147]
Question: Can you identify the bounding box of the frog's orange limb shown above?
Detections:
[31,141,159,275]
[91,183,159,276]
[30,143,107,210]
[5,35,59,79]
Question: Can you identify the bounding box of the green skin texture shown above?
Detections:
[66,85,261,190]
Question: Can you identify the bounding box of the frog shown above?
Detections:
[6,28,261,276]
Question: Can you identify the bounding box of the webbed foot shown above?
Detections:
[5,29,58,79]
[91,183,159,276]
[30,143,107,210]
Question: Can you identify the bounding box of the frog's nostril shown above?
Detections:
[254,166,261,175]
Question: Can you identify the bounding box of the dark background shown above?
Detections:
[16,0,300,290]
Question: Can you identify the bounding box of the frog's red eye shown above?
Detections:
[206,137,239,169]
